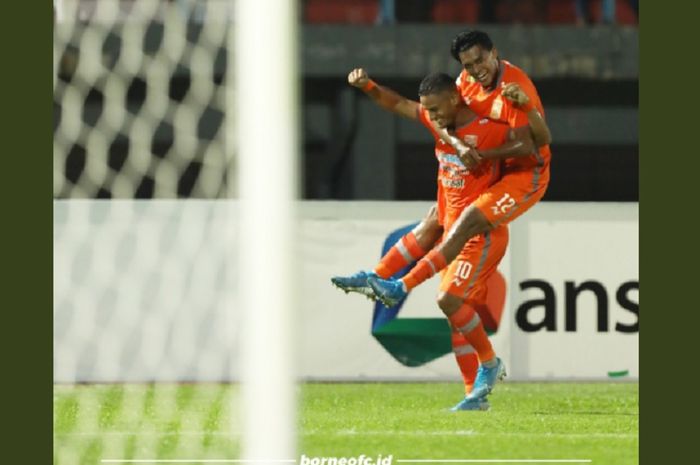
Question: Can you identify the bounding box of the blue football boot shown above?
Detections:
[366,276,408,307]
[331,271,377,299]
[450,396,491,412]
[469,357,507,400]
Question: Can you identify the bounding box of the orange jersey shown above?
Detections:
[456,60,551,181]
[418,107,509,230]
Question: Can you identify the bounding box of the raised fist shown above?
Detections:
[502,82,530,107]
[348,68,370,88]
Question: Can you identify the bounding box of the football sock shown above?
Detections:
[401,249,447,290]
[447,303,496,364]
[452,331,478,394]
[374,232,427,279]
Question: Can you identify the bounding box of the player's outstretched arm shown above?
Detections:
[502,82,552,147]
[348,68,419,120]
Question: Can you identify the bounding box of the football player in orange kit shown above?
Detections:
[332,69,535,410]
[366,30,553,403]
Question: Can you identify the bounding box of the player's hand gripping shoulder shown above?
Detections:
[455,139,488,175]
[429,127,487,174]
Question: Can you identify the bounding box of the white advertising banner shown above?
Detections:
[297,201,638,381]
[54,200,638,382]
[506,203,638,380]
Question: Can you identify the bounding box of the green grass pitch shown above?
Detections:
[54,382,638,465]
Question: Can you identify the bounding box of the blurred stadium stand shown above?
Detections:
[57,1,637,202]
[305,0,380,24]
[303,0,638,25]
[301,24,638,202]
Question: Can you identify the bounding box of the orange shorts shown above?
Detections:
[439,224,509,302]
[473,167,549,227]
[439,226,508,332]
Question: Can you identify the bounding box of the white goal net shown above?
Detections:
[53,1,298,463]
[54,0,231,199]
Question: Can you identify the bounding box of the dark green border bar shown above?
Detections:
[641,2,697,464]
[1,0,52,464]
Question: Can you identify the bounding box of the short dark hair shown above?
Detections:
[418,72,456,96]
[450,30,494,61]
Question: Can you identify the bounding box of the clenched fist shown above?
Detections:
[502,82,530,107]
[348,68,370,88]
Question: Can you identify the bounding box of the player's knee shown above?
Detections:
[437,292,463,316]
[425,204,439,223]
[414,204,443,249]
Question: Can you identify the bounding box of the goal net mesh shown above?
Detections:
[54,0,232,199]
[53,2,244,463]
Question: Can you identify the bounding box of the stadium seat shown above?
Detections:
[495,0,547,24]
[589,0,638,25]
[305,0,379,24]
[547,0,577,24]
[548,0,638,25]
[432,0,479,24]
[615,2,637,25]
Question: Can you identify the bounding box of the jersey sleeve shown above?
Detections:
[502,71,543,128]
[417,105,432,129]
[504,105,529,129]
[416,105,442,143]
[511,69,544,114]
[515,72,543,114]
[455,70,467,89]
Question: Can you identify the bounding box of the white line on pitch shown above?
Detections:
[57,430,634,439]
[396,461,592,464]
[100,460,296,464]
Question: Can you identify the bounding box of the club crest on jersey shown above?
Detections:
[437,152,469,176]
[437,152,465,168]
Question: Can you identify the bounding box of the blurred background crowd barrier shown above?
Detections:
[54,0,637,202]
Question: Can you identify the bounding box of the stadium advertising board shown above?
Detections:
[54,201,637,382]
[298,201,638,381]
